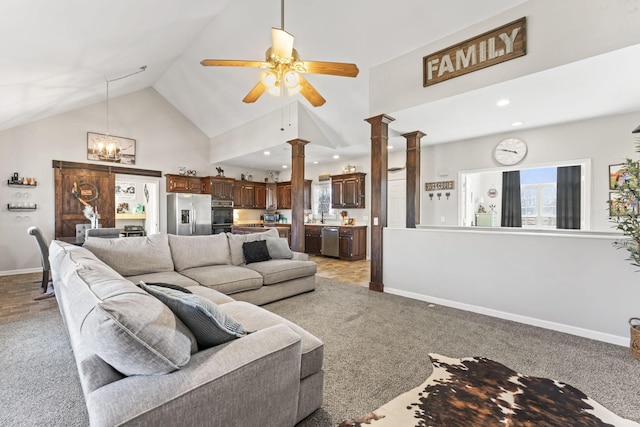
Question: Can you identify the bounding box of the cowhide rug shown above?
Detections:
[337,353,639,427]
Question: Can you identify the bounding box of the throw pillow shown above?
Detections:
[139,282,248,349]
[144,282,193,293]
[242,240,271,264]
[262,236,294,259]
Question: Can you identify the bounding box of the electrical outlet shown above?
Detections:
[441,216,446,223]
[373,217,379,226]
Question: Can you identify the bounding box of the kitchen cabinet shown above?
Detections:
[331,172,366,209]
[254,182,267,209]
[209,177,235,200]
[266,183,277,210]
[166,174,205,193]
[276,180,312,210]
[233,182,255,208]
[304,226,322,255]
[339,226,367,261]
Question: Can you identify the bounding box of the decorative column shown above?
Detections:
[365,114,395,292]
[288,138,309,252]
[402,131,425,228]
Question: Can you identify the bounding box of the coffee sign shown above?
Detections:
[423,17,526,87]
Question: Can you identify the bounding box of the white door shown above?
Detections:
[387,179,406,228]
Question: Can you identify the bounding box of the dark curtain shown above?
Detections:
[557,165,581,229]
[501,170,522,227]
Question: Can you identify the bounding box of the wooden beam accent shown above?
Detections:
[288,139,309,252]
[365,114,395,292]
[52,160,162,177]
[402,131,425,228]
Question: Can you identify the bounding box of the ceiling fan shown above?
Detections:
[200,0,359,107]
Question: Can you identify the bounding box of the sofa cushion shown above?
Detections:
[83,233,174,276]
[167,234,231,271]
[244,259,318,285]
[220,301,323,379]
[227,228,280,265]
[262,236,294,259]
[180,265,263,295]
[139,282,248,349]
[243,240,271,264]
[70,266,196,376]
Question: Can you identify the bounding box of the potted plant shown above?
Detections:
[611,140,640,359]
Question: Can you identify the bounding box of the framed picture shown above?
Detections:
[609,163,630,190]
[115,181,136,200]
[87,132,136,165]
[609,192,637,216]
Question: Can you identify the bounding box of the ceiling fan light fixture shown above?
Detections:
[261,71,278,89]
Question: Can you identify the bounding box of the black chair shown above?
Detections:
[27,226,53,296]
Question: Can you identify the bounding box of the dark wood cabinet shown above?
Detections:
[166,174,205,193]
[254,183,267,209]
[233,182,256,208]
[277,180,312,210]
[331,172,366,209]
[339,226,367,261]
[209,177,235,200]
[304,226,322,255]
[233,181,267,209]
[276,182,292,209]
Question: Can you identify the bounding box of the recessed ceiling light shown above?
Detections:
[512,121,523,127]
[282,165,288,169]
[313,161,319,164]
[333,155,340,159]
[497,99,510,107]
[387,145,394,150]
[263,151,270,155]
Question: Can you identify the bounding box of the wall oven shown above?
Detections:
[211,200,234,234]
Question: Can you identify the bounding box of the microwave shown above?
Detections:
[263,213,279,223]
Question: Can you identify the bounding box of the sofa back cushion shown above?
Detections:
[83,233,174,276]
[60,249,196,376]
[227,228,280,265]
[167,233,231,271]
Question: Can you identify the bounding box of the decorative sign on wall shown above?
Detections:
[425,181,455,191]
[423,17,526,87]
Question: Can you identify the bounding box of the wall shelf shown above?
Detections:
[116,213,146,220]
[7,181,37,188]
[7,204,37,211]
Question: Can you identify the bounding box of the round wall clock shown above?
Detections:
[493,137,527,166]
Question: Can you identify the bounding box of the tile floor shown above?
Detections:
[0,256,370,324]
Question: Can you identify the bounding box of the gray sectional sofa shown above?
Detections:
[49,229,323,427]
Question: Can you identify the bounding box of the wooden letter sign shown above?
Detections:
[423,17,526,87]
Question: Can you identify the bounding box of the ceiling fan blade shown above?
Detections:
[297,75,326,107]
[300,61,359,77]
[272,28,294,60]
[200,59,265,68]
[242,81,267,104]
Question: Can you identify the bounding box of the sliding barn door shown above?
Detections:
[54,168,115,238]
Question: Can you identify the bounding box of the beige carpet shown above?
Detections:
[337,354,639,427]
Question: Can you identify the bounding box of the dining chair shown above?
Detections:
[27,226,53,296]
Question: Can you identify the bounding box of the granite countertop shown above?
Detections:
[304,223,367,228]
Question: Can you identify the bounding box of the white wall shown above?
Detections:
[0,88,211,274]
[383,227,640,346]
[371,0,640,114]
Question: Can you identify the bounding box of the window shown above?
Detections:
[460,159,590,230]
[313,182,334,220]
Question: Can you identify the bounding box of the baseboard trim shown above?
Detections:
[384,287,628,348]
[0,268,41,277]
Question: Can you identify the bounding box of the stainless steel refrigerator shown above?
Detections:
[167,193,212,235]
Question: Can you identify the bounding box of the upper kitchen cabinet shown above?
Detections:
[233,181,267,209]
[331,172,366,209]
[166,174,205,194]
[276,180,312,210]
[208,176,235,200]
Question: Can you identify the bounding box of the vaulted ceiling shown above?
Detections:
[3,0,640,170]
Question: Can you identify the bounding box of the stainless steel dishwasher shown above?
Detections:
[321,227,340,257]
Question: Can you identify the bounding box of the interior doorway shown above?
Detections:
[387,179,406,228]
[115,174,160,234]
